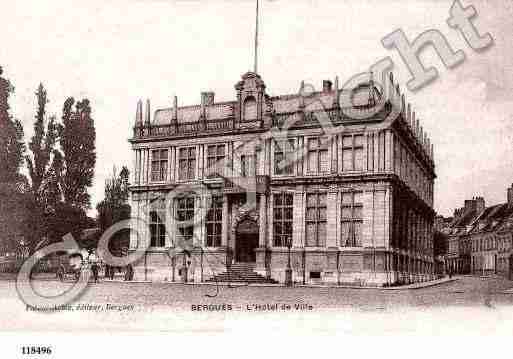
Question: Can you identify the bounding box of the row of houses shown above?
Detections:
[436,184,513,277]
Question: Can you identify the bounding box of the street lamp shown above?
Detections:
[285,236,293,287]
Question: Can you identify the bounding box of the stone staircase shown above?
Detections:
[207,262,278,284]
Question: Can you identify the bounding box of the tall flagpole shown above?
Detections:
[254,0,259,74]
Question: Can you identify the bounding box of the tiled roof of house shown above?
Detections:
[468,204,513,235]
[449,207,480,234]
[441,201,513,239]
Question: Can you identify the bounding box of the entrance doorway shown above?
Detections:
[235,219,259,263]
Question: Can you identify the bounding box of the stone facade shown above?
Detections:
[128,72,437,286]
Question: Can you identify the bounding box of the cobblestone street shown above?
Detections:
[2,275,513,310]
[1,275,513,333]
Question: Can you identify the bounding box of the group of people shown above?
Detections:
[65,249,133,282]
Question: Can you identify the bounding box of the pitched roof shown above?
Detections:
[468,204,513,235]
[449,207,479,231]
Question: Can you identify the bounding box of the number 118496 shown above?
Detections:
[21,346,52,355]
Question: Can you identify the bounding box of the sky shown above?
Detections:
[1,0,512,217]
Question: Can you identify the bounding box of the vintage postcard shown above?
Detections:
[1,0,513,357]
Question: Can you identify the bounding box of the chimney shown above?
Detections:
[508,184,513,207]
[475,196,485,213]
[135,99,143,125]
[144,99,151,125]
[464,199,476,212]
[201,91,215,106]
[333,76,339,107]
[299,80,305,108]
[173,96,178,120]
[322,80,333,92]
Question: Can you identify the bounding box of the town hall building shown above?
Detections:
[128,71,437,286]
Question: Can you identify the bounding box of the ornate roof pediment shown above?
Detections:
[236,72,266,92]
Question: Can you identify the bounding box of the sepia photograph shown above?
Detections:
[1,0,513,357]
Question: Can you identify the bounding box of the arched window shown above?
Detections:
[243,96,257,121]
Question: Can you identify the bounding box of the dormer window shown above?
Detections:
[243,96,257,121]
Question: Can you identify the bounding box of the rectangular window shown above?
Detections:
[176,196,195,244]
[151,149,168,182]
[206,144,225,178]
[274,139,295,175]
[307,138,329,174]
[341,135,364,171]
[206,196,223,247]
[178,147,196,181]
[149,199,166,247]
[305,193,327,247]
[240,155,251,177]
[273,193,293,247]
[341,191,363,247]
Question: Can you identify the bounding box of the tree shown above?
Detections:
[0,66,28,255]
[19,84,65,256]
[58,97,96,210]
[0,66,26,187]
[96,166,131,253]
[46,202,96,246]
[0,184,29,255]
[25,83,59,205]
[38,97,97,250]
[41,149,64,213]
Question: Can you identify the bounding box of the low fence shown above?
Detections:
[0,258,23,273]
[0,257,61,274]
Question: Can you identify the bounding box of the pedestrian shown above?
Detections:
[89,250,99,283]
[105,264,110,280]
[124,264,133,281]
[91,263,98,283]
